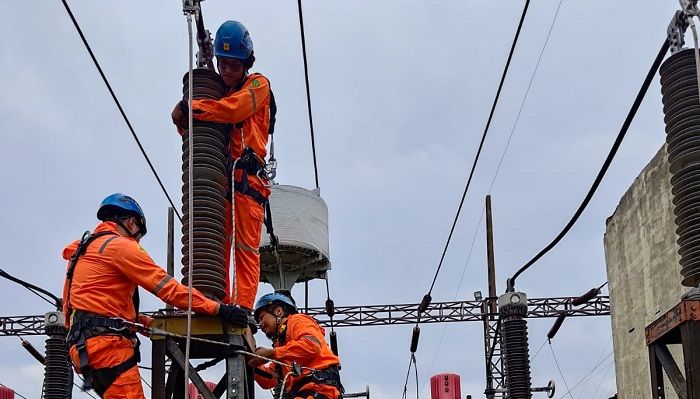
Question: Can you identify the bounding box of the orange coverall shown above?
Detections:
[190,72,272,308]
[254,314,342,399]
[62,221,221,398]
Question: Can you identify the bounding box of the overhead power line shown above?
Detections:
[0,268,61,310]
[59,0,182,222]
[296,0,320,190]
[426,0,531,296]
[507,38,671,291]
[420,3,562,391]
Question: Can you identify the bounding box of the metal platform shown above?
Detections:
[645,300,700,399]
[150,314,254,399]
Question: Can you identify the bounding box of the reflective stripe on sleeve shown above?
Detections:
[301,335,321,347]
[151,275,173,295]
[98,236,119,254]
[235,241,259,254]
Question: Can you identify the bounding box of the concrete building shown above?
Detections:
[604,144,687,398]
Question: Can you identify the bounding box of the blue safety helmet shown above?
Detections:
[97,193,147,236]
[254,292,297,321]
[214,20,254,60]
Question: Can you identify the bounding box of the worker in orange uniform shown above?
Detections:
[62,193,249,398]
[172,20,276,312]
[249,292,344,399]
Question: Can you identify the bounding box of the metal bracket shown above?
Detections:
[166,337,218,399]
[182,0,200,14]
[669,10,691,54]
[681,0,700,16]
[531,380,556,398]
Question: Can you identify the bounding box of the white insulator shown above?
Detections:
[259,184,331,290]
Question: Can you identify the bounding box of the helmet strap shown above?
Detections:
[115,218,142,239]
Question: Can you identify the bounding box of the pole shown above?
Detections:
[484,195,498,399]
[486,195,497,315]
[166,207,175,310]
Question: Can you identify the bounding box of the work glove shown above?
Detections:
[218,304,248,327]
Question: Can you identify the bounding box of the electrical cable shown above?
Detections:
[588,361,615,399]
[419,4,561,391]
[419,212,484,395]
[183,5,196,398]
[401,355,413,399]
[558,352,613,399]
[412,354,418,399]
[530,337,548,363]
[141,376,152,391]
[296,0,320,189]
[548,341,574,399]
[0,268,61,310]
[488,0,564,195]
[58,0,182,223]
[507,38,671,291]
[426,0,531,296]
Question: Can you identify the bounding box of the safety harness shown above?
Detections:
[228,85,279,246]
[285,365,344,399]
[64,230,141,396]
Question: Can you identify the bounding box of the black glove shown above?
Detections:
[218,304,248,327]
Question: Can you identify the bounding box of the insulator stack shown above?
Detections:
[43,313,71,399]
[660,49,700,287]
[499,293,532,399]
[181,69,230,300]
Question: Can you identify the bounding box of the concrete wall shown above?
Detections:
[604,144,685,399]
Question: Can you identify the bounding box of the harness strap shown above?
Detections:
[90,351,139,396]
[292,390,331,399]
[65,231,119,317]
[286,366,344,399]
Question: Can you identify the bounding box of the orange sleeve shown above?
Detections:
[254,364,279,389]
[61,241,79,326]
[114,242,220,316]
[190,75,270,124]
[273,317,323,363]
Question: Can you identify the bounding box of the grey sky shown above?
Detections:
[0,1,679,398]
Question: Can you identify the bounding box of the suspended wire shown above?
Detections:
[0,268,61,310]
[420,211,484,395]
[296,0,320,189]
[588,361,615,399]
[548,341,574,399]
[508,38,671,291]
[557,351,613,399]
[488,0,564,194]
[531,337,548,363]
[572,335,613,399]
[419,3,561,391]
[401,355,413,399]
[0,383,28,399]
[59,0,182,222]
[426,0,531,295]
[141,376,153,391]
[412,354,419,399]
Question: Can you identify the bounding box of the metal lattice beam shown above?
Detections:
[0,296,609,337]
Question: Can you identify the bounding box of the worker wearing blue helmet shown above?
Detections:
[62,193,249,398]
[250,292,344,399]
[172,20,276,312]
